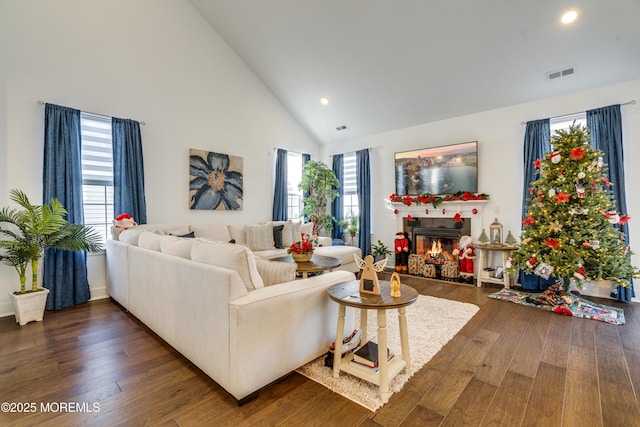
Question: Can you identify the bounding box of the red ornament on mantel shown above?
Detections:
[393,209,398,214]
[425,208,429,215]
[442,208,446,215]
[472,208,478,215]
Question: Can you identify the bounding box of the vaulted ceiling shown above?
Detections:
[188,0,640,145]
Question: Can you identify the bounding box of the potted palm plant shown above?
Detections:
[0,189,103,325]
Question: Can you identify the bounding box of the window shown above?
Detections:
[342,152,359,220]
[550,112,586,135]
[80,112,113,246]
[286,151,303,220]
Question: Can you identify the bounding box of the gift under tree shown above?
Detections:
[509,123,638,291]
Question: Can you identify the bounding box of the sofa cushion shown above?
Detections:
[272,224,285,249]
[118,228,147,246]
[300,222,314,237]
[160,235,201,259]
[314,245,363,266]
[282,220,301,247]
[191,241,265,291]
[227,224,246,245]
[138,231,164,251]
[245,223,275,251]
[190,224,232,242]
[255,258,297,286]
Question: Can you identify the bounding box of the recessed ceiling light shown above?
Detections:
[561,10,577,24]
[320,97,330,106]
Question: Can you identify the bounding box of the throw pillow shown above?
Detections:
[118,228,147,246]
[282,220,301,247]
[138,231,164,251]
[160,236,201,259]
[273,224,285,249]
[189,224,232,242]
[174,231,195,238]
[255,259,297,286]
[191,241,265,291]
[245,223,275,251]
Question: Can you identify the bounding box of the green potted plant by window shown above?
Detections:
[347,216,359,237]
[299,160,339,236]
[371,239,392,262]
[0,189,103,325]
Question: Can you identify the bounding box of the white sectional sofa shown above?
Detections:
[106,222,359,402]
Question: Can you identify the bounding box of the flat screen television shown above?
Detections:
[395,141,478,196]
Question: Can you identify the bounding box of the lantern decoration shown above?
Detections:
[490,217,503,245]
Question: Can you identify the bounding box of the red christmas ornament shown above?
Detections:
[393,209,398,214]
[472,208,478,215]
[425,208,429,215]
[442,208,446,215]
[582,241,591,247]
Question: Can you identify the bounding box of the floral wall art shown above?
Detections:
[189,149,243,210]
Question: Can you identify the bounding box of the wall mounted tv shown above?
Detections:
[395,141,478,196]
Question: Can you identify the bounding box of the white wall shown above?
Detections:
[0,0,318,316]
[324,79,640,301]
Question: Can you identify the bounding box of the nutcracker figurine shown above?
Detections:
[394,231,410,273]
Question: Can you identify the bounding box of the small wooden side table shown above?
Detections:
[328,280,418,403]
[476,244,517,289]
[271,254,341,279]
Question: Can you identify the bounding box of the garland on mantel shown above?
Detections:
[389,191,490,208]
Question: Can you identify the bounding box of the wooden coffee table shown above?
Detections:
[328,280,418,403]
[271,254,341,278]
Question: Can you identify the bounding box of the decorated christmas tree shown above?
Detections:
[509,123,638,289]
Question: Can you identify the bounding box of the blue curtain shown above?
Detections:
[587,105,634,302]
[43,104,90,310]
[356,149,371,255]
[331,154,344,240]
[272,149,288,221]
[112,117,147,224]
[522,119,550,219]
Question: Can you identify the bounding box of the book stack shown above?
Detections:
[349,341,394,373]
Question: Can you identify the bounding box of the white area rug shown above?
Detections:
[296,295,479,412]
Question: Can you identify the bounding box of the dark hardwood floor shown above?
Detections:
[1,277,639,426]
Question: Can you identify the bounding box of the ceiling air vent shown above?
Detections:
[336,125,347,131]
[546,67,575,80]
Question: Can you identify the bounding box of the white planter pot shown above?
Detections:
[9,288,49,326]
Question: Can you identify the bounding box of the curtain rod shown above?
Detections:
[520,100,635,126]
[37,100,146,126]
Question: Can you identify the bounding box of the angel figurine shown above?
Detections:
[355,254,388,295]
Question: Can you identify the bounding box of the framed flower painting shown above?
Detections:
[189,149,243,210]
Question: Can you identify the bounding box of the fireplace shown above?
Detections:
[404,217,471,279]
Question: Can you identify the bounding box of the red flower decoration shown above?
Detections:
[602,177,611,186]
[522,216,535,226]
[533,159,542,169]
[545,238,560,248]
[570,147,585,160]
[287,236,314,254]
[554,192,570,204]
[619,214,631,225]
